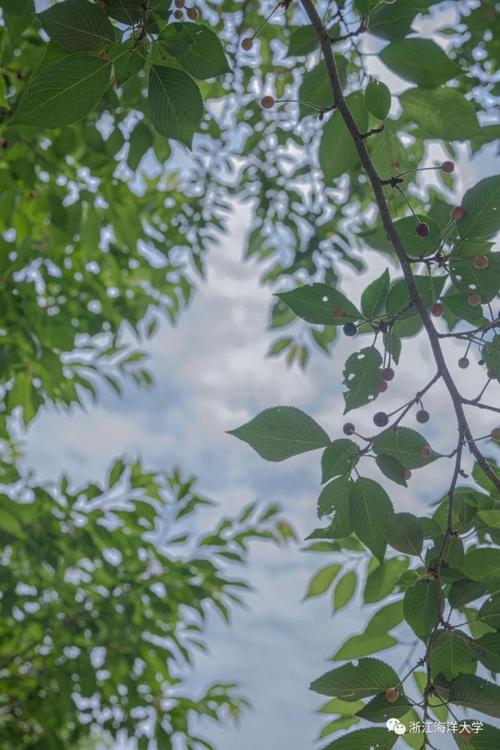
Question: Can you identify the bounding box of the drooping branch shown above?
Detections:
[298,0,499,491]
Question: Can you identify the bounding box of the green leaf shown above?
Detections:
[333,633,397,661]
[478,508,500,529]
[449,253,500,304]
[148,65,202,147]
[373,427,440,470]
[387,513,423,556]
[317,476,353,519]
[449,579,488,609]
[305,564,341,599]
[228,406,330,462]
[310,658,399,700]
[38,0,115,52]
[360,268,390,319]
[459,176,500,240]
[320,91,369,182]
[334,570,357,611]
[483,337,500,382]
[392,215,442,259]
[430,631,477,680]
[277,284,360,325]
[13,54,111,127]
[375,455,407,487]
[475,633,500,672]
[403,579,442,641]
[386,274,446,315]
[448,674,500,718]
[364,78,391,120]
[454,723,500,750]
[364,557,408,603]
[355,691,411,723]
[343,347,383,413]
[479,595,500,630]
[462,548,500,581]
[319,729,397,750]
[370,3,417,41]
[102,0,146,23]
[298,60,333,118]
[401,87,479,140]
[380,38,461,88]
[287,25,318,57]
[321,440,359,482]
[159,23,231,80]
[350,477,393,562]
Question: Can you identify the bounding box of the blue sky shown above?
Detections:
[24,164,499,748]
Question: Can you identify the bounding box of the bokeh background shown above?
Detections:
[21,2,500,748]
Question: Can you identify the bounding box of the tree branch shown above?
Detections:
[298,0,499,491]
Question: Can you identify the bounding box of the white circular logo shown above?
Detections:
[386,718,399,731]
[394,722,407,735]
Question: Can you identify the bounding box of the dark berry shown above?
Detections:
[468,292,481,307]
[416,222,429,237]
[473,255,489,269]
[261,95,275,109]
[431,302,443,317]
[373,411,389,427]
[382,367,394,381]
[385,687,400,703]
[416,409,429,424]
[343,322,357,337]
[377,380,388,393]
[458,357,469,369]
[452,206,465,221]
[241,37,253,51]
[187,7,199,19]
[343,422,355,436]
[441,161,455,173]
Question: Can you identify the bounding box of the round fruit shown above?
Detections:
[473,255,489,269]
[420,445,432,458]
[175,0,185,6]
[404,468,412,480]
[343,322,357,337]
[452,206,465,221]
[461,727,473,742]
[377,380,388,393]
[373,411,389,427]
[382,367,394,382]
[187,7,199,19]
[343,422,356,436]
[491,428,500,441]
[332,306,345,319]
[468,292,481,307]
[174,8,183,17]
[431,302,443,317]
[241,37,253,50]
[385,687,400,703]
[441,160,455,173]
[416,409,429,424]
[416,222,429,237]
[458,357,469,369]
[261,95,275,109]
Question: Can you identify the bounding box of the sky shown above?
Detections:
[22,3,500,749]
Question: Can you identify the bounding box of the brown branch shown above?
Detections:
[298,0,499,491]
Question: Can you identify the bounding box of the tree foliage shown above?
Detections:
[0,0,499,748]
